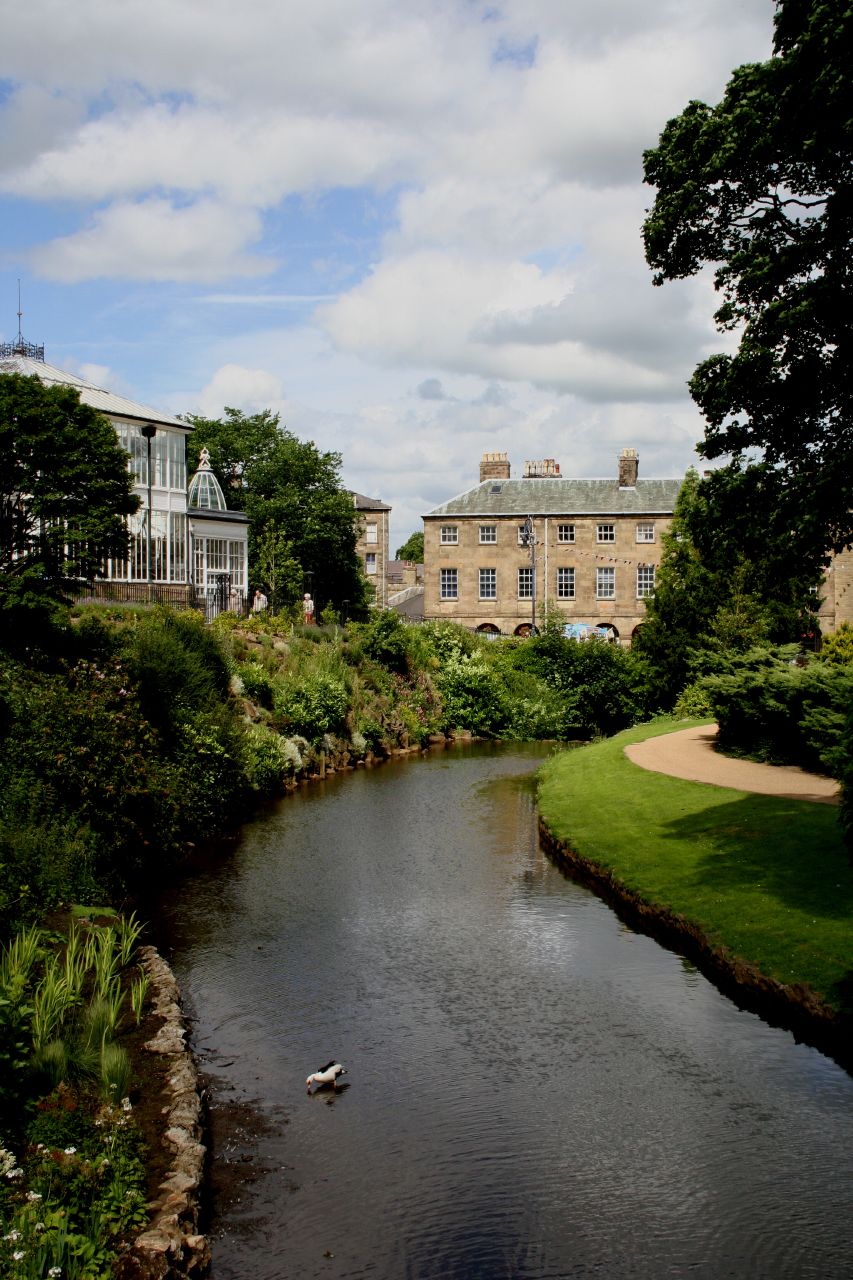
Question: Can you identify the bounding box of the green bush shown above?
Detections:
[244,724,293,795]
[274,672,349,740]
[237,661,276,708]
[437,650,508,736]
[701,647,853,777]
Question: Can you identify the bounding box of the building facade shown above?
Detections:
[423,449,681,641]
[351,490,391,607]
[0,346,249,613]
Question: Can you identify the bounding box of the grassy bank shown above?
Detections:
[537,719,853,1011]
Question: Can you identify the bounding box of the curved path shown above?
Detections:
[624,722,841,805]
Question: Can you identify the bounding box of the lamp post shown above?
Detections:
[520,515,537,635]
[140,425,157,587]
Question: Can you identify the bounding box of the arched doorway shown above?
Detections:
[476,623,501,636]
[595,623,620,641]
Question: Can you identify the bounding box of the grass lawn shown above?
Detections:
[537,718,853,1011]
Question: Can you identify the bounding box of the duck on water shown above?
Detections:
[306,1062,347,1094]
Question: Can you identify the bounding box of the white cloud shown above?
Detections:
[1,0,777,545]
[191,363,287,417]
[29,199,273,283]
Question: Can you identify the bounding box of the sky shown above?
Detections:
[0,0,775,550]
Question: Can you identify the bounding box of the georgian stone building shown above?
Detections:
[351,490,391,607]
[424,447,853,641]
[423,448,682,641]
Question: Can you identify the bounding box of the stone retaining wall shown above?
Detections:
[125,947,210,1279]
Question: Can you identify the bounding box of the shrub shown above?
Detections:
[437,650,508,736]
[237,661,276,708]
[274,673,349,741]
[243,724,292,795]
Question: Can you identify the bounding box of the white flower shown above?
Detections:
[35,1222,45,1232]
[26,1190,42,1201]
[63,1146,76,1155]
[49,1268,63,1277]
[4,1230,21,1241]
[121,1096,132,1112]
[7,1166,22,1179]
[13,1250,25,1261]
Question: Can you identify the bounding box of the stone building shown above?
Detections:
[423,448,682,641]
[351,490,391,607]
[424,447,853,641]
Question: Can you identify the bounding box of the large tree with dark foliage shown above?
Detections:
[0,372,138,645]
[643,0,853,573]
[185,407,368,615]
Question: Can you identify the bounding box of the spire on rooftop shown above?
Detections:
[0,281,45,361]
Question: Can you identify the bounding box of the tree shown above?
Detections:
[634,467,817,705]
[643,0,853,565]
[395,530,424,563]
[0,372,138,589]
[185,408,368,615]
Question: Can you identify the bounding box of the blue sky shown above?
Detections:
[1,0,774,548]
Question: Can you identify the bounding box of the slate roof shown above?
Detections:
[350,490,391,512]
[424,476,683,519]
[0,353,191,431]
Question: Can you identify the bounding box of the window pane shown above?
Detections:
[366,523,378,544]
[479,568,496,599]
[557,567,575,598]
[557,523,575,543]
[518,567,533,598]
[440,568,458,598]
[440,525,458,544]
[479,525,497,543]
[597,524,615,543]
[636,522,655,543]
[366,552,377,574]
[596,567,615,598]
[637,564,656,597]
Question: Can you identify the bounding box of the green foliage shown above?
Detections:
[243,724,293,795]
[820,624,853,666]
[237,660,276,707]
[437,649,507,736]
[357,610,411,674]
[699,647,853,777]
[125,606,231,742]
[634,468,818,707]
[0,373,139,591]
[274,672,349,741]
[395,531,424,562]
[643,0,853,560]
[513,630,651,738]
[185,407,369,617]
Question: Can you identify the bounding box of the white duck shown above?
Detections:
[306,1061,347,1094]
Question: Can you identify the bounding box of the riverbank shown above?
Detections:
[537,719,853,1068]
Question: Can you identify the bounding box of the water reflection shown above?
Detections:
[157,744,853,1280]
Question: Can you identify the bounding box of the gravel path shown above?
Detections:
[624,723,841,805]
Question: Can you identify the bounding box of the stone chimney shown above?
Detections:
[618,448,639,488]
[480,451,511,483]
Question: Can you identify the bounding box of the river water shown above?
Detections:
[156,743,853,1279]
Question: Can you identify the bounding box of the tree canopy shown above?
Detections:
[185,407,368,615]
[0,372,138,588]
[395,530,424,563]
[642,0,853,566]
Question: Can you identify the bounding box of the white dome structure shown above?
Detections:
[188,448,228,512]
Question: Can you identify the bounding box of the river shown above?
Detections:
[155,742,853,1279]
